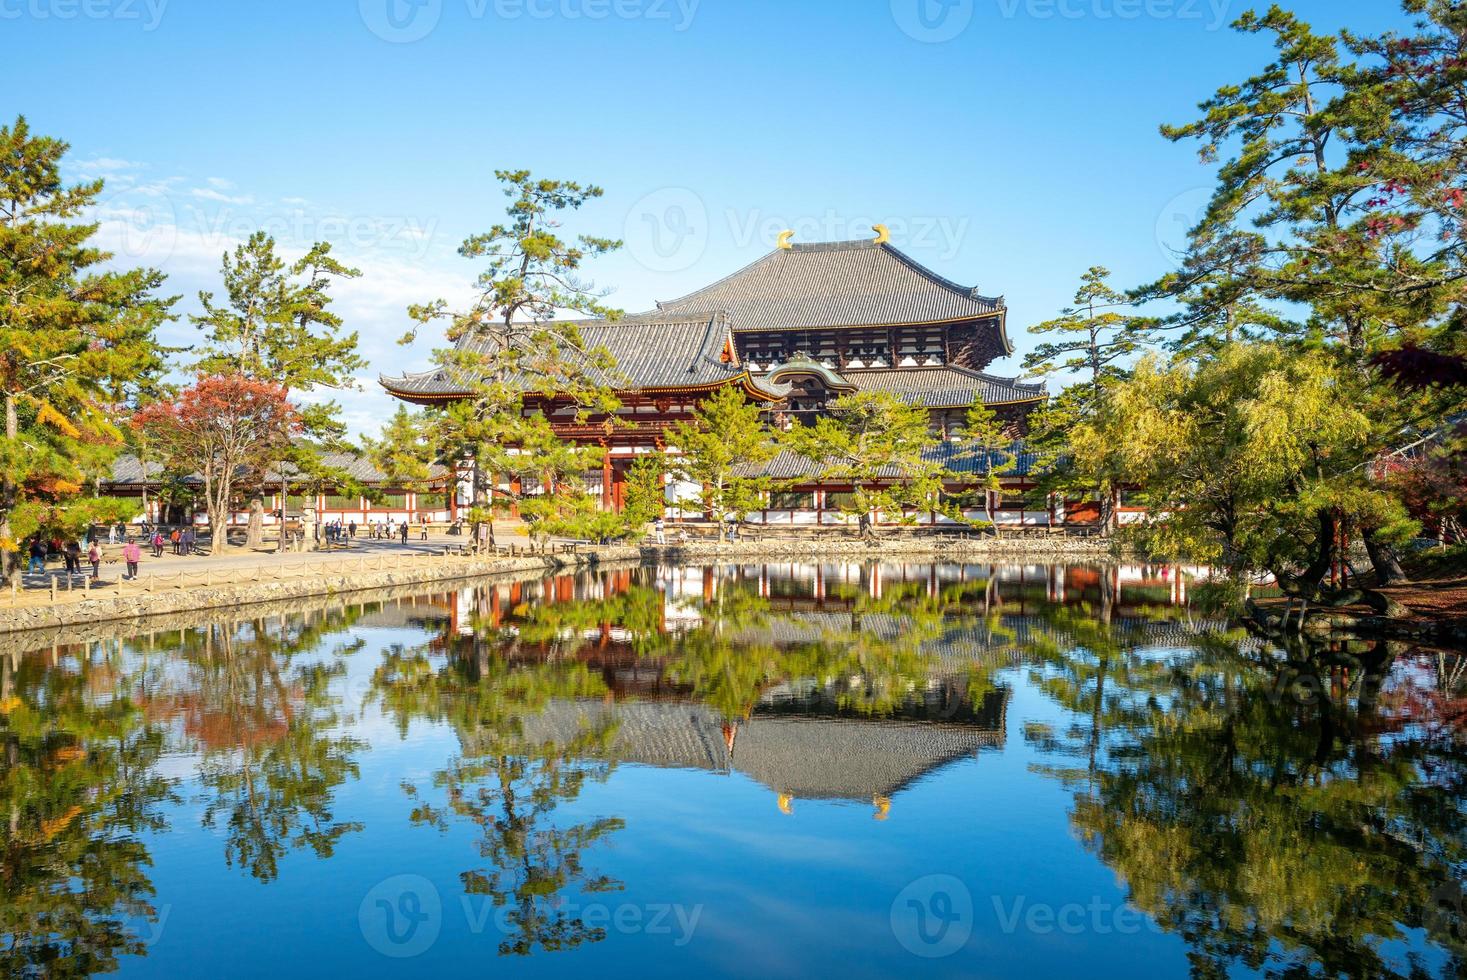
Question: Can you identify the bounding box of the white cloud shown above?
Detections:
[72,156,143,177]
[206,177,235,190]
[190,187,254,205]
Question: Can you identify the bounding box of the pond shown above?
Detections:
[1,563,1463,978]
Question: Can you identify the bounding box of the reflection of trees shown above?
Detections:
[372,632,625,956]
[0,650,174,977]
[1026,616,1467,978]
[139,613,367,882]
[655,572,1010,720]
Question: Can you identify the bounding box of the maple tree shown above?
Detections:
[132,376,299,554]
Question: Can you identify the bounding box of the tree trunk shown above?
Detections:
[246,499,264,549]
[1296,508,1337,593]
[470,458,487,554]
[1361,526,1410,586]
[0,394,15,585]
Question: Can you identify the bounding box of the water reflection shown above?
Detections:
[0,563,1462,977]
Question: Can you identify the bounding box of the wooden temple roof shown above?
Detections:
[652,238,1009,346]
[380,311,779,403]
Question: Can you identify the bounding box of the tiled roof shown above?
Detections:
[381,311,761,399]
[739,442,1041,480]
[653,239,1007,339]
[844,366,1045,407]
[104,452,442,488]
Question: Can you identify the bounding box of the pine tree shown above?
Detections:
[0,116,174,581]
[783,390,944,538]
[665,385,777,534]
[400,170,624,551]
[192,231,365,548]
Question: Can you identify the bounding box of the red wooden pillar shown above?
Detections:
[601,443,613,510]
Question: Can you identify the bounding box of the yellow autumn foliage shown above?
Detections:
[35,400,82,438]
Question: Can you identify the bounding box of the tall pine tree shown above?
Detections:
[0,116,174,581]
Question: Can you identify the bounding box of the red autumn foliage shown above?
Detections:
[132,375,300,552]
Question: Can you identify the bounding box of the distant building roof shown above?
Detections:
[741,442,1042,481]
[103,451,443,488]
[652,239,1008,345]
[381,311,779,402]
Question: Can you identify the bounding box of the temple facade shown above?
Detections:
[382,232,1064,527]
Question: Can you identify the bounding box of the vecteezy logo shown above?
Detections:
[890,0,974,43]
[625,187,709,274]
[359,874,442,958]
[94,188,179,263]
[359,0,442,43]
[1154,187,1212,268]
[890,874,973,958]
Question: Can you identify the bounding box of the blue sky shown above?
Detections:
[3,0,1409,434]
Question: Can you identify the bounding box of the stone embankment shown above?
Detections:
[3,534,1121,636]
[2,547,642,635]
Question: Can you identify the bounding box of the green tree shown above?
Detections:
[1147,4,1465,581]
[1023,267,1153,533]
[0,116,174,580]
[665,385,777,536]
[371,629,626,957]
[399,170,623,551]
[1069,344,1395,586]
[954,398,1016,536]
[0,647,175,976]
[192,232,365,548]
[783,390,944,538]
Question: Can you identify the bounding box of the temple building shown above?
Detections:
[381,231,1053,526]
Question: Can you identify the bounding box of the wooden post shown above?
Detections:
[50,577,56,603]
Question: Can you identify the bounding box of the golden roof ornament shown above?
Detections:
[776,229,794,250]
[873,223,891,245]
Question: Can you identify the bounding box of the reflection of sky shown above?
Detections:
[58,576,1453,980]
[111,630,1202,978]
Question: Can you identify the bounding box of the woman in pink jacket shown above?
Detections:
[122,540,141,580]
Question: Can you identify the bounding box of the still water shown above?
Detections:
[1,563,1463,978]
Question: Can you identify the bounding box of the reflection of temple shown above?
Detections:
[511,694,1006,816]
[431,561,1232,815]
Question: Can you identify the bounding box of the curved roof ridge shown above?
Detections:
[651,250,784,312]
[875,242,1003,307]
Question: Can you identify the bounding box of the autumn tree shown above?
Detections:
[783,390,944,538]
[397,170,623,551]
[133,376,299,554]
[0,116,174,580]
[665,385,777,533]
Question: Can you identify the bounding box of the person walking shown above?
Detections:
[654,516,666,545]
[420,518,429,541]
[400,521,409,545]
[349,520,357,540]
[182,527,194,555]
[122,539,141,580]
[152,530,164,557]
[27,539,46,574]
[87,543,101,579]
[170,528,181,555]
[65,540,82,576]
